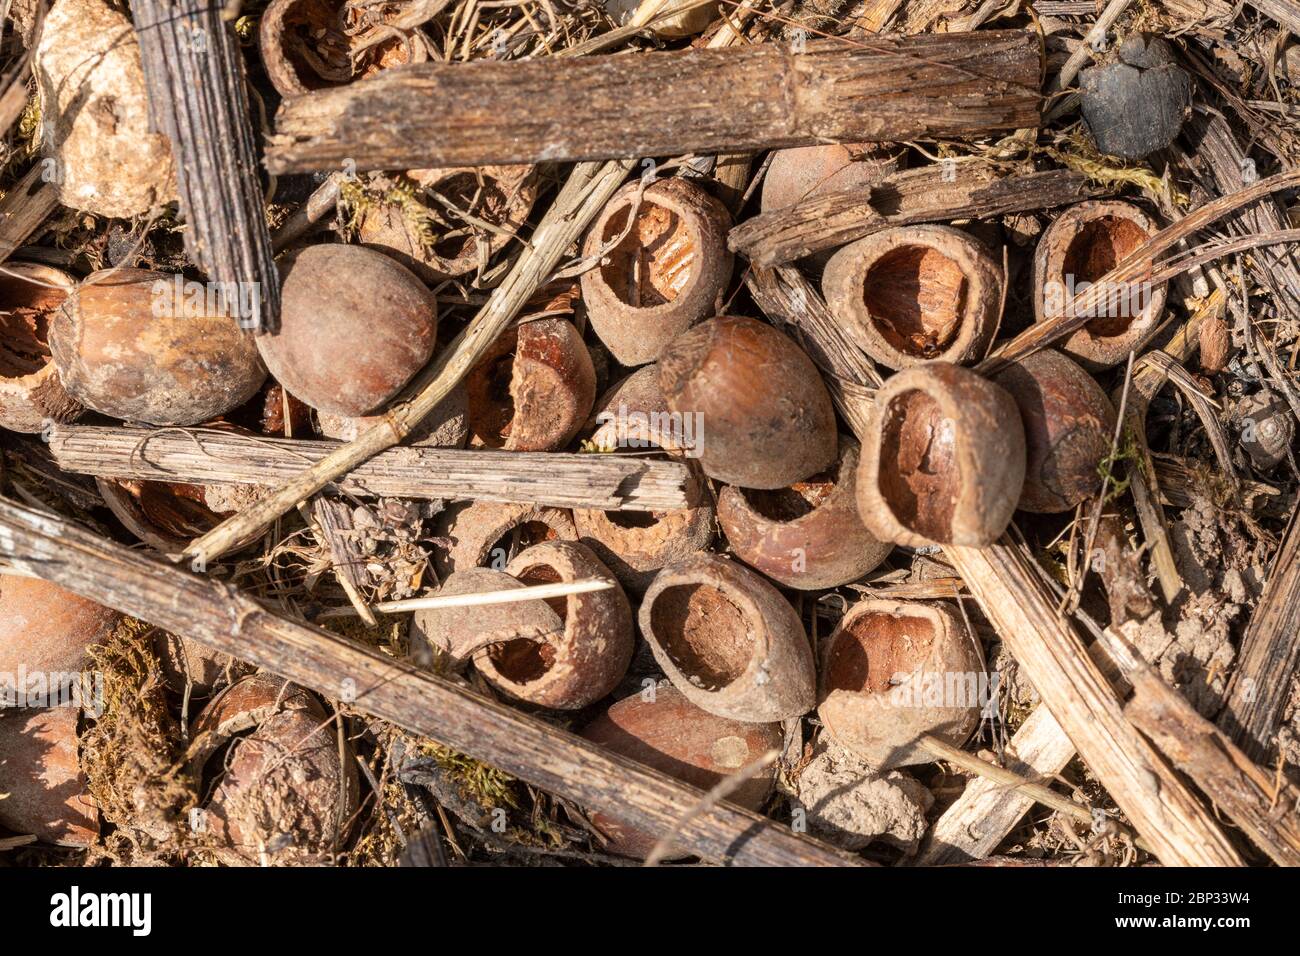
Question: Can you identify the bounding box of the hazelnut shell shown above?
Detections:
[0,575,119,699]
[0,262,83,434]
[761,143,904,213]
[432,500,578,578]
[0,707,98,847]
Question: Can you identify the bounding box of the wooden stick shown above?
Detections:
[316,579,614,619]
[266,31,1044,174]
[0,164,58,265]
[131,0,280,330]
[47,425,695,512]
[0,495,855,867]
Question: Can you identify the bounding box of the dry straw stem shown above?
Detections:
[0,495,855,866]
[317,578,614,620]
[49,425,694,511]
[0,164,58,264]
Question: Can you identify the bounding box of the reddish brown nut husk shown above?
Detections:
[465,317,595,450]
[818,598,982,769]
[587,364,692,455]
[49,269,267,426]
[318,383,469,447]
[579,682,782,859]
[432,500,578,578]
[191,674,359,865]
[994,349,1117,513]
[0,707,99,846]
[96,478,240,556]
[580,178,733,366]
[858,362,1026,548]
[822,225,1002,370]
[0,263,83,433]
[457,541,635,710]
[1032,199,1167,368]
[761,143,904,213]
[0,575,120,698]
[259,0,411,96]
[257,244,437,417]
[658,315,838,489]
[639,554,815,722]
[717,436,892,589]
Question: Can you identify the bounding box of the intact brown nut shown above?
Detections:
[760,143,904,213]
[857,362,1026,548]
[49,269,267,426]
[409,567,563,672]
[259,0,410,96]
[0,575,119,702]
[658,315,838,489]
[432,500,578,578]
[822,225,1002,370]
[580,178,733,366]
[1033,199,1167,368]
[0,262,83,433]
[317,383,469,447]
[639,554,815,722]
[191,674,359,865]
[818,598,982,770]
[579,682,782,859]
[994,349,1117,513]
[460,541,635,710]
[717,436,893,590]
[465,317,595,450]
[0,707,98,847]
[358,166,539,282]
[587,364,693,455]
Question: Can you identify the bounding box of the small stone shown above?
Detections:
[1080,35,1192,160]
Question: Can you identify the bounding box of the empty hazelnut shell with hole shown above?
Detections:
[317,382,469,447]
[409,567,563,673]
[96,478,241,556]
[49,268,267,426]
[260,0,410,96]
[580,178,733,366]
[192,674,359,866]
[818,598,982,770]
[0,707,98,847]
[0,262,82,433]
[858,362,1026,548]
[822,225,1002,370]
[760,143,904,214]
[579,682,782,859]
[0,574,120,702]
[639,554,815,722]
[717,436,892,589]
[257,244,437,417]
[432,500,578,578]
[469,540,634,710]
[465,317,596,451]
[1032,199,1167,369]
[658,315,838,489]
[994,349,1117,513]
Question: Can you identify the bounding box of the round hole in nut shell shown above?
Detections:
[605,510,661,530]
[0,279,60,379]
[650,583,754,691]
[485,520,562,567]
[275,0,408,91]
[1062,216,1149,338]
[467,352,517,446]
[599,200,696,308]
[826,610,937,696]
[427,173,511,261]
[487,562,562,683]
[738,471,835,522]
[878,389,959,542]
[862,245,967,357]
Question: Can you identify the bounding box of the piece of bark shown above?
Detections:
[0,494,854,867]
[266,32,1044,174]
[130,0,280,331]
[729,167,1102,266]
[47,425,694,512]
[0,164,58,265]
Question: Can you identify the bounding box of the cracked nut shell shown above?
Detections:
[0,262,82,434]
[432,500,578,578]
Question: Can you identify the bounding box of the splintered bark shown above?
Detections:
[729,167,1102,266]
[48,425,694,512]
[0,164,58,264]
[266,31,1044,174]
[130,0,280,330]
[0,495,854,867]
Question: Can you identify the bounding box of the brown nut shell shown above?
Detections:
[1032,199,1167,369]
[580,178,733,366]
[466,541,634,710]
[717,436,892,589]
[579,682,781,859]
[96,478,243,556]
[317,382,469,447]
[760,143,904,213]
[822,225,1002,370]
[49,269,267,426]
[259,0,410,97]
[0,707,98,847]
[192,674,359,865]
[994,349,1117,513]
[857,362,1026,548]
[258,244,437,417]
[639,554,815,722]
[0,263,83,433]
[0,575,120,699]
[588,364,692,455]
[432,500,578,578]
[658,315,838,489]
[818,598,982,770]
[465,317,595,450]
